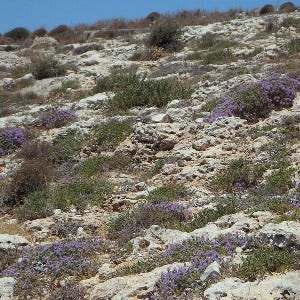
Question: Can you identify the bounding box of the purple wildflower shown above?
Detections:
[0,128,25,156]
[37,108,77,129]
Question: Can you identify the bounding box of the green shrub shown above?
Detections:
[92,69,140,94]
[91,120,133,152]
[52,179,113,211]
[202,49,234,65]
[10,66,30,79]
[288,38,300,55]
[4,27,30,41]
[51,131,87,164]
[108,77,193,110]
[146,184,189,203]
[31,57,67,80]
[147,21,183,51]
[260,140,289,168]
[281,17,300,30]
[78,154,132,177]
[196,33,236,50]
[210,158,265,193]
[235,247,296,281]
[18,179,113,220]
[262,167,295,195]
[16,191,54,220]
[182,198,238,232]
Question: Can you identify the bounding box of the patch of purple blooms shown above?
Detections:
[0,128,25,156]
[206,74,299,123]
[37,108,77,129]
[2,237,110,297]
[145,202,194,222]
[152,235,247,299]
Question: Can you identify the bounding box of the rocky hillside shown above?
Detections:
[0,6,300,300]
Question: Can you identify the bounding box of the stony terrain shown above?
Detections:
[0,6,299,300]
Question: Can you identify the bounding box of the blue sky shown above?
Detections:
[1,0,299,34]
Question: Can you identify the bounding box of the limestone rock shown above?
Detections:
[0,277,16,300]
[82,263,185,300]
[204,272,300,300]
[0,234,30,251]
[259,221,300,249]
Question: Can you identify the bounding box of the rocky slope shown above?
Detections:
[0,8,300,300]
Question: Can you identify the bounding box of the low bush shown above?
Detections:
[288,38,300,55]
[51,131,87,164]
[108,77,193,110]
[147,20,183,52]
[207,74,299,123]
[0,128,25,156]
[92,69,140,94]
[10,66,30,79]
[235,247,296,281]
[210,158,265,193]
[31,57,67,80]
[280,17,300,30]
[2,237,110,297]
[262,167,295,195]
[108,201,193,244]
[130,46,166,61]
[51,179,113,211]
[202,49,234,65]
[4,158,55,206]
[91,120,133,152]
[78,153,132,177]
[152,235,247,299]
[4,27,30,41]
[17,178,114,220]
[36,108,77,129]
[195,33,236,50]
[146,184,190,203]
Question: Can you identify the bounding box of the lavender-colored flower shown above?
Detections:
[206,74,299,123]
[37,108,77,129]
[145,202,194,221]
[0,128,25,156]
[152,235,247,299]
[1,237,111,297]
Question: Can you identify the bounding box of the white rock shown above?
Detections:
[204,272,300,300]
[0,234,30,251]
[259,221,300,248]
[200,261,221,282]
[82,263,185,300]
[0,277,16,300]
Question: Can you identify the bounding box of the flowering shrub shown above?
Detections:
[37,108,77,129]
[108,201,193,244]
[2,237,110,297]
[207,74,299,123]
[151,235,247,299]
[0,128,25,156]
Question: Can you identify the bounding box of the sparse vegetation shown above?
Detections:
[235,247,296,281]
